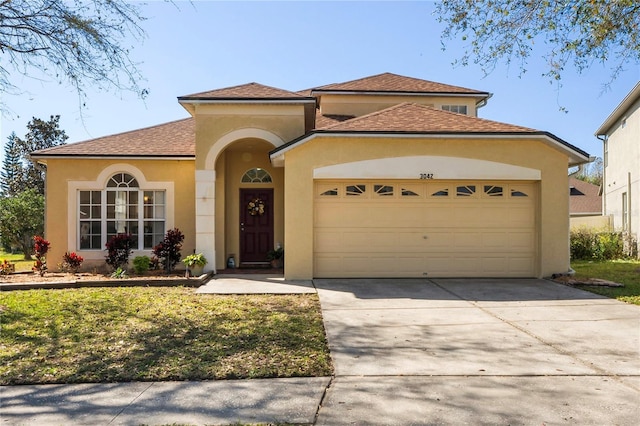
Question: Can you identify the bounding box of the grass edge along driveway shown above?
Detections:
[571,259,640,305]
[0,287,332,385]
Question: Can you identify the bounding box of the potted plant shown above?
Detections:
[182,253,208,277]
[267,247,284,268]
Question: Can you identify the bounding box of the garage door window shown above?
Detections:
[432,189,449,197]
[320,187,339,196]
[316,182,532,200]
[456,185,476,196]
[346,185,366,196]
[484,185,503,196]
[374,185,394,196]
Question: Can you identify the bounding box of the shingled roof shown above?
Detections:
[318,103,536,133]
[32,118,195,158]
[307,72,489,96]
[179,82,312,100]
[569,177,602,215]
[271,102,590,165]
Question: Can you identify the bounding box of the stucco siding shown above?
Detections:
[44,159,195,271]
[282,136,570,279]
[604,98,640,240]
[319,94,478,117]
[193,104,307,170]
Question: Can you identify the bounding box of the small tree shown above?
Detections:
[105,234,134,271]
[0,189,44,258]
[152,228,184,273]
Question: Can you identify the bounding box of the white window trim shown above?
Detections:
[68,164,175,261]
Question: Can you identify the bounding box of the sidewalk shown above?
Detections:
[0,378,331,426]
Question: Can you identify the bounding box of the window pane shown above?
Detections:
[484,185,503,196]
[457,185,476,196]
[374,185,394,196]
[91,206,101,219]
[346,185,366,196]
[107,221,117,234]
[107,191,115,204]
[144,191,153,204]
[320,189,338,196]
[155,191,165,204]
[80,205,90,217]
[91,221,101,233]
[144,206,154,218]
[128,205,138,219]
[155,206,165,219]
[80,191,90,204]
[92,236,101,249]
[129,191,138,204]
[401,189,419,196]
[91,191,101,204]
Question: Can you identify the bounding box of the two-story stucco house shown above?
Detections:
[595,82,640,255]
[32,73,589,279]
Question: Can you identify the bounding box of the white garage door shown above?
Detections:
[314,180,537,278]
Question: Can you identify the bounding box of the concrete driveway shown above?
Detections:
[314,278,640,425]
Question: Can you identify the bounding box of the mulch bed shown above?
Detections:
[0,270,212,291]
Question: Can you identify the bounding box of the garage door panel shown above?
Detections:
[314,180,537,278]
[507,207,535,227]
[509,231,535,250]
[452,232,483,249]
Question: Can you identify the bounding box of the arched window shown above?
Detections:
[79,173,165,250]
[241,168,272,183]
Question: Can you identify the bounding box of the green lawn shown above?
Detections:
[0,287,332,385]
[571,259,640,305]
[0,249,33,272]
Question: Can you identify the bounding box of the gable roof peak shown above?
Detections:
[309,72,490,96]
[179,82,312,100]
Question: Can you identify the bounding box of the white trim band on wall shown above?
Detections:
[313,156,542,180]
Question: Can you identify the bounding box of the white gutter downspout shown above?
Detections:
[596,134,607,216]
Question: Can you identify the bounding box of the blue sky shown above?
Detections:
[1,1,639,163]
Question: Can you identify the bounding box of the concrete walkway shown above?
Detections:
[2,276,639,425]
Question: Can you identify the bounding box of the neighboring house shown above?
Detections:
[569,177,608,230]
[595,82,640,253]
[32,73,589,279]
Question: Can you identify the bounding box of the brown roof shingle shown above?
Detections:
[309,72,488,95]
[32,118,195,157]
[179,82,311,100]
[569,177,602,215]
[319,102,536,133]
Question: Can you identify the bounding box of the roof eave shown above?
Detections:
[595,82,640,136]
[310,90,490,99]
[270,131,590,167]
[30,154,195,160]
[178,97,316,116]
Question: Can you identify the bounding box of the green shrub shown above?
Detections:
[132,256,150,275]
[105,234,134,270]
[152,228,184,273]
[570,229,625,260]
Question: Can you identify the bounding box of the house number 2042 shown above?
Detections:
[419,173,434,180]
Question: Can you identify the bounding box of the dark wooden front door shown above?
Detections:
[240,188,274,264]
